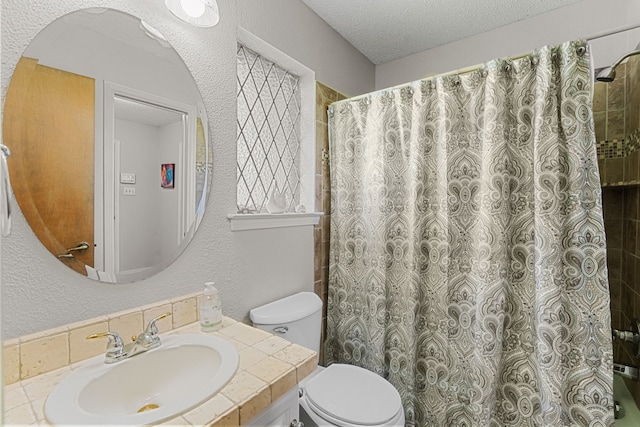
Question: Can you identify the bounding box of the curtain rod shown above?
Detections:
[434,22,640,78]
[334,22,640,106]
[444,22,640,79]
[585,22,640,42]
[332,49,533,105]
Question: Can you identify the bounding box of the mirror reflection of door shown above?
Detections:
[101,83,197,283]
[112,96,186,281]
[4,57,95,275]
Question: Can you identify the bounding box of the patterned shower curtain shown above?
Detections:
[325,40,613,426]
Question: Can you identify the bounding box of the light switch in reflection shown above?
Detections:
[123,187,136,196]
[121,173,136,184]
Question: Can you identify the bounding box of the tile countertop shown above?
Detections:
[4,317,317,426]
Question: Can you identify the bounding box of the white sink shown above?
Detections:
[45,334,239,426]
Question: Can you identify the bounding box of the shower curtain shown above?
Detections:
[325,40,613,426]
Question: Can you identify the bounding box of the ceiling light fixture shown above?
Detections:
[165,0,219,27]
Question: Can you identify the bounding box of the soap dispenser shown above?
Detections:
[200,282,222,332]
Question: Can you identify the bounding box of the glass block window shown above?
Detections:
[236,44,301,213]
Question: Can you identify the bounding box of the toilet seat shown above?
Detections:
[302,364,403,426]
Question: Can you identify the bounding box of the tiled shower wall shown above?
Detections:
[314,82,347,365]
[598,55,640,407]
[597,58,640,186]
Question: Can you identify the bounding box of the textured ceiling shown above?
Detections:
[302,0,585,64]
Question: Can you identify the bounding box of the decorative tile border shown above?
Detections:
[597,139,626,159]
[596,130,640,160]
[627,129,640,154]
[3,291,202,384]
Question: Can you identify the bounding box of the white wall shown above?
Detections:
[158,120,184,262]
[116,118,165,273]
[1,0,373,338]
[26,21,201,106]
[376,0,640,90]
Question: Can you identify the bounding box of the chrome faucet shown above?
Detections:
[87,312,171,364]
[613,318,640,359]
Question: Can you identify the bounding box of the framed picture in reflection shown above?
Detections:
[161,163,175,189]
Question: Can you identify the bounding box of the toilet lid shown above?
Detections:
[305,364,402,426]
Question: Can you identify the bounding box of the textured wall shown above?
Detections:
[1,0,374,338]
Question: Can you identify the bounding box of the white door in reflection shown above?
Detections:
[102,84,197,282]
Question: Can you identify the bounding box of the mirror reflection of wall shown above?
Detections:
[2,8,212,283]
[114,97,185,281]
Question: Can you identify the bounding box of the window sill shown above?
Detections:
[227,212,323,231]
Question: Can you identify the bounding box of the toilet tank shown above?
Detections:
[249,292,322,354]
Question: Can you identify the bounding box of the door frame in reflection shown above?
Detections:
[100,82,196,282]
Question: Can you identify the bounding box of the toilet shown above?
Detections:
[250,292,405,427]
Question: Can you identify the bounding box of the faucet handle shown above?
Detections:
[144,312,172,337]
[86,331,124,360]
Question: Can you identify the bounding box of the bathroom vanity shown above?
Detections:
[3,294,317,426]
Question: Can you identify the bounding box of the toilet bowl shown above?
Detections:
[250,292,405,427]
[299,364,404,427]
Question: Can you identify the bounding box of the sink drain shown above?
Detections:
[137,404,159,413]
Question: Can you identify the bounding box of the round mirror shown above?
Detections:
[3,8,212,283]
